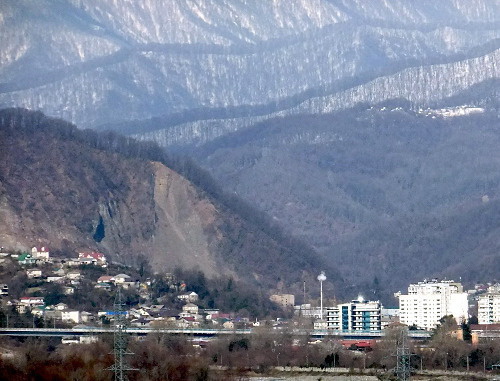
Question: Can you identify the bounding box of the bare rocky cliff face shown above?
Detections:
[88,161,222,276]
[0,109,328,291]
[0,111,213,271]
[147,161,221,275]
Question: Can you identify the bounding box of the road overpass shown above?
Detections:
[0,327,431,340]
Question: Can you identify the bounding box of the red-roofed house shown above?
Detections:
[31,246,50,261]
[78,251,107,264]
[470,324,500,346]
[97,275,114,283]
[19,297,45,312]
[177,316,199,328]
[20,296,44,306]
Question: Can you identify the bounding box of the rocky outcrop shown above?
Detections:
[0,108,328,291]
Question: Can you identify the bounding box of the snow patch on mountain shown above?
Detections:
[139,48,499,148]
[419,106,485,118]
[0,0,498,133]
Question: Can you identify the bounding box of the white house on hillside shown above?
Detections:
[113,274,132,284]
[61,310,81,324]
[78,251,107,264]
[31,246,50,261]
[26,269,42,278]
[182,303,199,315]
[177,292,199,303]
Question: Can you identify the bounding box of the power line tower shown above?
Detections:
[107,287,137,381]
[393,327,413,381]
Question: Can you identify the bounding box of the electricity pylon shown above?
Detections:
[107,287,137,381]
[393,327,413,381]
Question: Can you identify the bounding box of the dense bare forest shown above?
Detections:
[192,94,500,301]
[0,108,335,296]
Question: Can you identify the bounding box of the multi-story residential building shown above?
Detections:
[395,279,468,330]
[294,304,323,319]
[477,284,500,324]
[270,294,295,308]
[177,291,199,303]
[60,310,81,324]
[326,298,381,331]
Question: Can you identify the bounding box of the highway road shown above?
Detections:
[0,327,432,339]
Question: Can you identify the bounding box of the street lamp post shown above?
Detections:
[317,272,327,320]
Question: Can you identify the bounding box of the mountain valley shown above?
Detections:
[0,0,499,301]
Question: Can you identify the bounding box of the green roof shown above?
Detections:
[18,252,32,261]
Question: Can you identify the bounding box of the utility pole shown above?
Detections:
[106,287,137,381]
[303,280,306,305]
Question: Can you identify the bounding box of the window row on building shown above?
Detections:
[326,298,382,331]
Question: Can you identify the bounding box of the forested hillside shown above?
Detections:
[192,97,500,300]
[0,108,335,297]
[1,1,499,303]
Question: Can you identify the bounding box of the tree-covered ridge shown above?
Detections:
[0,108,333,296]
[192,98,500,300]
[1,0,498,132]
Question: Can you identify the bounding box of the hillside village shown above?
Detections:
[0,246,499,344]
[0,246,263,330]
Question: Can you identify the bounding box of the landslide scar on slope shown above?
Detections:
[150,161,218,276]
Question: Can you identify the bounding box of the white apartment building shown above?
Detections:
[326,298,381,331]
[395,279,468,330]
[61,310,81,324]
[294,304,323,319]
[477,284,500,324]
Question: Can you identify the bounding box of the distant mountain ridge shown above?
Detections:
[0,0,498,134]
[0,108,333,295]
[136,48,500,148]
